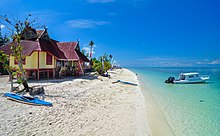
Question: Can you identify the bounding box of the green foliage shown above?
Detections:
[92,56,112,75]
[104,61,111,71]
[0,51,11,72]
[89,40,94,47]
[92,59,103,75]
[109,54,112,60]
[99,53,111,62]
[0,51,8,64]
[0,51,14,91]
[1,14,35,87]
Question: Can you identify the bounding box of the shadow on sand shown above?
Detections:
[112,80,138,86]
[28,73,99,85]
[1,73,99,102]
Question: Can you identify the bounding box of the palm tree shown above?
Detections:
[109,54,112,60]
[109,54,113,67]
[99,53,110,62]
[89,41,94,60]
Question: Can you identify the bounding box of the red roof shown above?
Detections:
[0,40,40,56]
[75,49,90,62]
[57,42,79,60]
[57,42,90,62]
[0,28,89,62]
[39,39,66,59]
[0,39,66,59]
[36,30,45,38]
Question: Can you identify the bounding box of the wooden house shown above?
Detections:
[0,27,89,79]
[57,42,89,76]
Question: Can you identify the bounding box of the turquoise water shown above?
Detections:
[129,67,220,136]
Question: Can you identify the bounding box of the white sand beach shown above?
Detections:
[0,68,150,136]
[138,81,175,136]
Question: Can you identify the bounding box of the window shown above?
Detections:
[14,58,26,65]
[180,75,185,80]
[46,53,52,65]
[189,75,194,78]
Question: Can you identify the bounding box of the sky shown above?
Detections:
[0,0,220,67]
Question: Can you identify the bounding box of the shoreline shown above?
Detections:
[0,68,150,136]
[130,70,151,136]
[136,72,175,136]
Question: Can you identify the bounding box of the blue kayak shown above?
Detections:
[3,93,52,106]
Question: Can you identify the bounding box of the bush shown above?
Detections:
[92,58,111,75]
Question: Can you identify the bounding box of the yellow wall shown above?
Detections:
[39,52,55,68]
[10,51,56,69]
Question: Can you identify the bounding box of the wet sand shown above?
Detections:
[138,77,175,136]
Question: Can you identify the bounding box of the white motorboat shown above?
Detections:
[165,72,210,84]
[173,72,210,84]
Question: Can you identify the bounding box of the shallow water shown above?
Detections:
[129,67,220,136]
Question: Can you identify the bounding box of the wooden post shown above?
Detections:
[34,70,36,80]
[78,60,84,75]
[47,69,49,79]
[37,51,40,80]
[53,57,56,79]
[37,70,40,80]
[53,68,55,79]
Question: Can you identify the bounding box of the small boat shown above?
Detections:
[3,93,52,106]
[165,72,209,84]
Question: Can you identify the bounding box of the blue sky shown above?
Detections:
[0,0,220,67]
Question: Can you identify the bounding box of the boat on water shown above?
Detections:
[165,72,210,84]
[3,93,52,106]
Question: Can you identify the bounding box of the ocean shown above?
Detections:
[129,67,220,136]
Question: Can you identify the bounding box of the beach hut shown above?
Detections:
[0,27,89,79]
[57,42,90,76]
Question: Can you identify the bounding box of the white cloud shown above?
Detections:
[66,19,110,29]
[137,56,213,67]
[138,57,175,61]
[0,24,5,29]
[196,59,220,65]
[82,43,96,55]
[208,59,220,65]
[87,0,115,3]
[82,47,95,56]
[196,61,204,65]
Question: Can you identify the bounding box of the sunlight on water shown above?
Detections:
[129,67,220,136]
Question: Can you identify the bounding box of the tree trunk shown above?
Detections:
[22,79,30,92]
[18,56,30,92]
[7,70,13,92]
